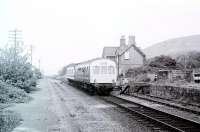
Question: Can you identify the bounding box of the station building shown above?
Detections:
[102,35,146,77]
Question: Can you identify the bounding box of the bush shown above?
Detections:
[135,74,150,82]
[149,55,177,68]
[0,80,31,103]
[0,44,42,93]
[176,51,200,69]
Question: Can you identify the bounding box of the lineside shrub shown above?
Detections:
[0,80,31,103]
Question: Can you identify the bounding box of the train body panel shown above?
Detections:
[75,63,90,83]
[65,64,75,80]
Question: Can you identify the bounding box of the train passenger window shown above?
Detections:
[101,66,107,74]
[83,67,86,72]
[93,66,100,74]
[108,66,114,74]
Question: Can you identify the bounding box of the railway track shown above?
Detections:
[102,95,200,132]
[130,94,200,115]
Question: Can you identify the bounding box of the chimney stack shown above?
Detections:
[120,35,126,47]
[128,35,135,45]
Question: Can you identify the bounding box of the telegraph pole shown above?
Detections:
[30,45,33,65]
[38,59,41,71]
[8,29,22,59]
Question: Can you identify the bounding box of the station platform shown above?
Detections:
[111,92,200,124]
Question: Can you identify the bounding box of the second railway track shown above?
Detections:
[130,94,200,115]
[102,95,200,132]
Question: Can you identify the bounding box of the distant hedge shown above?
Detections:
[0,80,31,103]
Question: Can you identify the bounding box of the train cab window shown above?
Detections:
[101,66,107,74]
[108,66,114,74]
[93,66,100,74]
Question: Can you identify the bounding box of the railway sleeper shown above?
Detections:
[182,128,200,132]
[126,111,187,131]
[153,117,170,120]
[145,124,156,127]
[152,127,163,130]
[175,124,198,128]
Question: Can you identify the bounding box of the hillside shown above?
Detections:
[143,35,200,58]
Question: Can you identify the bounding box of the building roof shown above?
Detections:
[102,35,146,59]
[117,44,146,57]
[102,47,119,57]
[64,63,77,68]
[133,45,146,57]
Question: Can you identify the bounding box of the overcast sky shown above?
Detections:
[0,0,200,75]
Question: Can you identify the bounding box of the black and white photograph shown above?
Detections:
[0,0,200,132]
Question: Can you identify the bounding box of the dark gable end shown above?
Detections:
[102,45,146,59]
[117,44,146,58]
[133,45,146,57]
[102,47,119,57]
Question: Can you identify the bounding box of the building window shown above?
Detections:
[124,51,129,60]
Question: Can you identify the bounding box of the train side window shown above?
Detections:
[83,67,86,73]
[93,66,100,74]
[87,66,89,73]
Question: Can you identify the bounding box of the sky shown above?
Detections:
[0,0,200,75]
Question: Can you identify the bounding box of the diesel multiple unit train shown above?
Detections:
[64,58,117,95]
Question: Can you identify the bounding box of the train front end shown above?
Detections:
[90,59,117,94]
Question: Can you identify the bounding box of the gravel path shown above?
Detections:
[9,78,153,132]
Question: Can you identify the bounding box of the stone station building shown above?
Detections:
[102,35,146,77]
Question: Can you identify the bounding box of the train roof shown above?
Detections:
[77,57,101,64]
[76,58,115,65]
[65,63,77,68]
[65,58,115,68]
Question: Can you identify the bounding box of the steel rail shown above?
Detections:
[130,94,200,115]
[102,95,200,132]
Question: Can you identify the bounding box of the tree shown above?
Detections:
[176,51,200,69]
[0,44,41,92]
[148,55,177,68]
